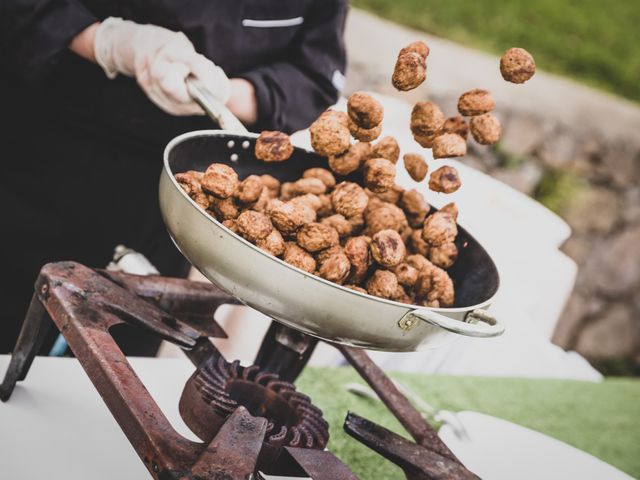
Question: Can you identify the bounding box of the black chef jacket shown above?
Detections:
[0,0,347,354]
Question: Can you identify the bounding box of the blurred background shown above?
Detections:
[343,0,640,377]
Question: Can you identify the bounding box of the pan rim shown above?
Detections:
[163,129,500,313]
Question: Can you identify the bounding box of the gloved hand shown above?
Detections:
[94,17,230,116]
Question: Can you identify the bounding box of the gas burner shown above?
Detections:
[180,354,329,471]
[1,261,477,479]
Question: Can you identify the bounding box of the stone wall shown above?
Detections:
[345,60,640,375]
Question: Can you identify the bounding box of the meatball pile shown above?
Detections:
[176,158,459,308]
[175,42,537,310]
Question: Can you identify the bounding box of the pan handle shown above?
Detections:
[186,77,249,134]
[405,308,505,337]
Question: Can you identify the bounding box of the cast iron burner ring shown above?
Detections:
[180,355,329,457]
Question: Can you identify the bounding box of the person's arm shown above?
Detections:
[0,0,97,87]
[237,0,348,133]
[69,22,99,62]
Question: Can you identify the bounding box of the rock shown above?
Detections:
[604,142,640,189]
[500,114,547,158]
[623,187,640,225]
[491,162,543,196]
[561,235,595,265]
[575,304,635,360]
[563,187,621,234]
[552,294,590,348]
[537,130,576,169]
[580,226,640,297]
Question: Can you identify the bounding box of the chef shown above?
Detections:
[0,0,347,354]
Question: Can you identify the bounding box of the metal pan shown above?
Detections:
[158,82,503,351]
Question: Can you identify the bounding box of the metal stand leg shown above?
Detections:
[254,322,318,383]
[0,293,51,401]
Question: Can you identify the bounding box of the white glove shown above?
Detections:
[94,17,230,116]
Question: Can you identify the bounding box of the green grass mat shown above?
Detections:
[351,0,640,103]
[296,368,640,479]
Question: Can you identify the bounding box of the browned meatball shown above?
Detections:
[201,163,239,199]
[236,210,273,242]
[255,131,294,162]
[440,202,459,221]
[348,118,382,142]
[429,166,461,194]
[260,174,281,197]
[317,194,334,218]
[314,244,344,264]
[364,202,408,235]
[392,52,427,91]
[176,171,212,209]
[344,235,372,283]
[409,229,430,256]
[431,133,467,159]
[371,229,406,267]
[411,102,445,137]
[363,158,396,193]
[371,136,400,164]
[392,285,413,304]
[399,189,430,223]
[310,115,351,156]
[370,184,405,205]
[256,229,285,256]
[500,48,536,84]
[422,211,458,246]
[412,132,439,149]
[406,253,433,273]
[329,142,370,176]
[331,182,369,218]
[442,116,469,140]
[470,113,502,145]
[283,242,316,273]
[175,170,203,196]
[393,263,419,287]
[428,242,458,269]
[317,252,351,284]
[366,270,399,299]
[348,213,366,234]
[235,175,264,204]
[320,214,353,237]
[345,285,368,294]
[347,92,384,129]
[221,219,239,233]
[457,89,495,116]
[403,153,428,182]
[267,199,316,235]
[399,40,429,59]
[319,109,350,128]
[290,193,322,212]
[291,178,327,196]
[209,196,240,220]
[414,264,454,307]
[303,168,336,189]
[296,223,339,252]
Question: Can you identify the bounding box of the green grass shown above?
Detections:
[534,168,587,214]
[351,0,640,103]
[297,367,640,479]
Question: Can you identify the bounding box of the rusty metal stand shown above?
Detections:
[1,261,478,479]
[0,262,354,479]
[0,294,52,401]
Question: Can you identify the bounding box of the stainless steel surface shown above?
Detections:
[160,130,504,351]
[186,78,249,134]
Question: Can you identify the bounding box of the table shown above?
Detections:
[1,356,638,479]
